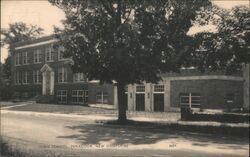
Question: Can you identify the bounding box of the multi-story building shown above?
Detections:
[11,35,115,105]
[11,35,249,111]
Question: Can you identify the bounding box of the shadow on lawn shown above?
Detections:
[57,121,249,151]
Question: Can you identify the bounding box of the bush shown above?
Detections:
[0,85,13,101]
[181,107,249,123]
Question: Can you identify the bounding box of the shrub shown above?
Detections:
[181,107,249,123]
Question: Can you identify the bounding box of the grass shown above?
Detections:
[5,102,181,121]
[0,137,63,157]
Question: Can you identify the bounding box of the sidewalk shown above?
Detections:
[1,101,249,137]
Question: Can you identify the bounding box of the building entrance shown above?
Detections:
[41,64,54,95]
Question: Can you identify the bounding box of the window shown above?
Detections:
[72,90,84,103]
[73,73,87,82]
[15,72,21,85]
[22,71,28,84]
[226,93,234,103]
[154,85,164,93]
[180,93,201,108]
[84,90,88,103]
[34,49,42,63]
[57,90,67,103]
[58,46,65,60]
[45,46,54,62]
[96,92,108,104]
[15,53,21,66]
[22,52,28,64]
[58,67,67,83]
[33,70,42,84]
[136,85,145,93]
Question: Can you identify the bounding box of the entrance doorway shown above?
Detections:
[154,94,164,112]
[135,85,145,111]
[153,85,165,112]
[136,94,145,111]
[41,64,54,95]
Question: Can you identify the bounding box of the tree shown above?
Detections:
[0,22,44,100]
[1,22,44,46]
[189,6,250,73]
[49,0,211,123]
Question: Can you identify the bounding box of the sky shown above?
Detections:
[1,0,249,63]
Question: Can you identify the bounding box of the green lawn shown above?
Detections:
[4,102,180,120]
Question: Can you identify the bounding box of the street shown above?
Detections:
[1,110,249,157]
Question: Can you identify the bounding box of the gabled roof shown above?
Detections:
[40,64,53,72]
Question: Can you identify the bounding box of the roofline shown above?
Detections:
[11,34,56,48]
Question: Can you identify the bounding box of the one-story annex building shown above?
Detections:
[11,35,249,111]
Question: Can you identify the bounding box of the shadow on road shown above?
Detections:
[57,123,249,150]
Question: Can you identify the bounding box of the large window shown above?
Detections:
[57,90,67,103]
[96,92,108,104]
[84,90,88,103]
[33,70,42,84]
[22,71,28,84]
[45,46,54,62]
[15,72,21,85]
[22,52,28,65]
[73,73,87,82]
[58,67,67,83]
[180,93,201,108]
[72,90,84,103]
[34,49,42,63]
[15,53,21,66]
[58,46,65,60]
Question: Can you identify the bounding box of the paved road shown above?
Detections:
[1,110,249,157]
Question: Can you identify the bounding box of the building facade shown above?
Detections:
[11,35,248,111]
[125,70,244,112]
[11,35,115,105]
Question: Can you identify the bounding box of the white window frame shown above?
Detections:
[22,71,28,84]
[45,46,54,62]
[72,90,84,103]
[96,92,109,104]
[33,70,41,84]
[154,85,164,93]
[15,53,21,66]
[84,90,88,103]
[136,85,145,93]
[180,93,201,108]
[22,51,28,65]
[57,90,67,103]
[34,49,42,63]
[58,67,67,83]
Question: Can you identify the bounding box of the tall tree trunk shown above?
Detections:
[117,82,127,123]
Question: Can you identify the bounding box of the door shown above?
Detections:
[154,94,164,112]
[136,94,145,111]
[45,71,51,95]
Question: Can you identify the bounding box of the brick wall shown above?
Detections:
[170,79,243,109]
[88,83,114,105]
